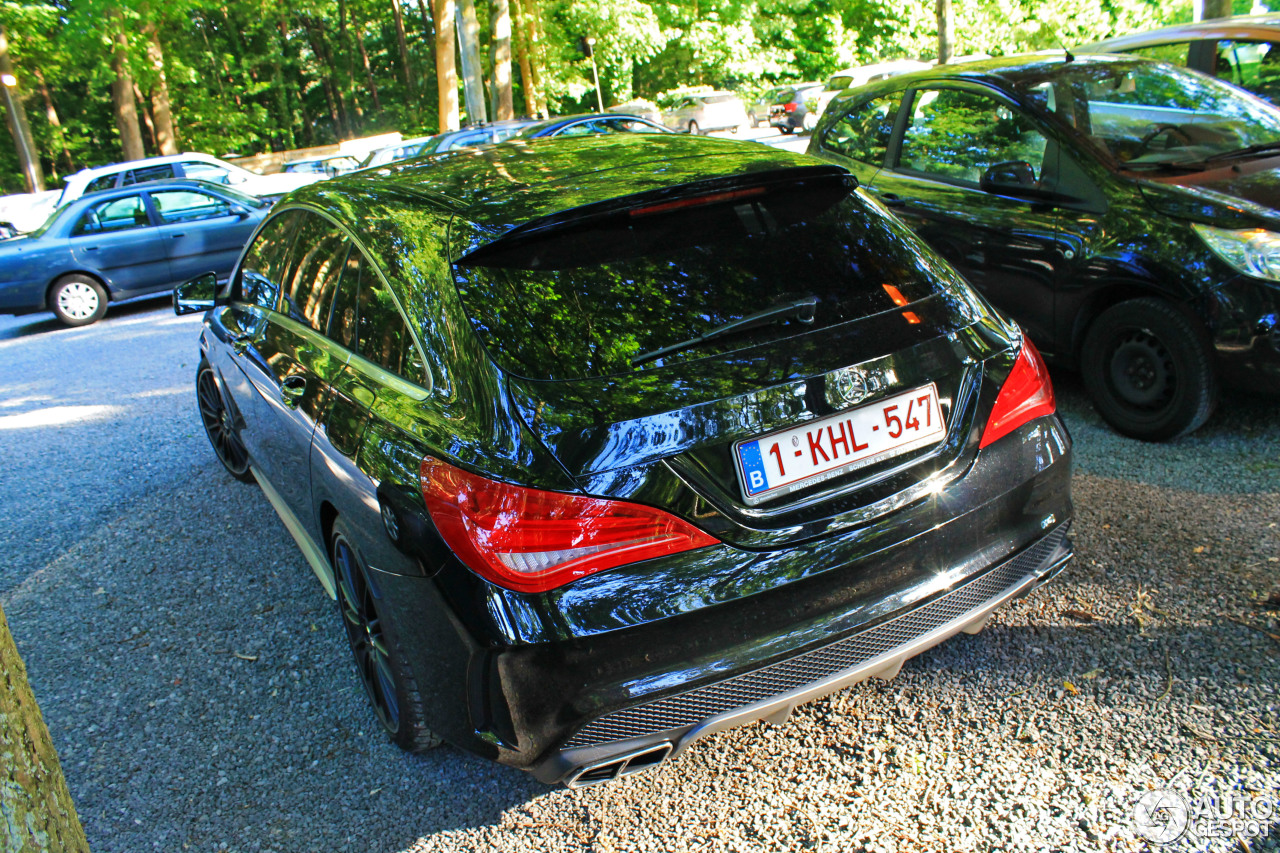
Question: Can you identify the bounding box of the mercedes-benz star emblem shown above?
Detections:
[826,367,884,408]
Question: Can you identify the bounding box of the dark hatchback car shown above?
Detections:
[175,134,1073,786]
[770,82,826,134]
[0,179,269,326]
[811,54,1280,440]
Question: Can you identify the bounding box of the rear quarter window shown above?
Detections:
[237,210,303,311]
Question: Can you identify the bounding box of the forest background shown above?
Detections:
[0,0,1261,192]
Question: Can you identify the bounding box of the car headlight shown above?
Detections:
[1194,223,1280,282]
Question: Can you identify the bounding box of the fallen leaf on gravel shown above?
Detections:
[1079,668,1102,679]
[1193,546,1206,554]
[1064,681,1079,696]
[233,652,259,662]
[1062,609,1096,622]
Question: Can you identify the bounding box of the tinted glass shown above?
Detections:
[357,266,426,384]
[85,175,117,194]
[72,195,149,236]
[237,211,301,310]
[454,178,952,381]
[121,164,176,185]
[150,189,234,224]
[182,162,233,183]
[328,247,362,350]
[899,88,1047,183]
[282,215,349,332]
[822,93,901,165]
[1132,43,1191,65]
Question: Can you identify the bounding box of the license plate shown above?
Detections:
[735,384,946,504]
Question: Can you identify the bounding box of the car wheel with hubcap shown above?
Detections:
[688,120,700,136]
[49,275,107,326]
[196,360,253,482]
[1080,297,1217,441]
[780,125,794,135]
[331,519,442,752]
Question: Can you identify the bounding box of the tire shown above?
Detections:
[780,125,794,135]
[49,275,107,326]
[1080,297,1217,441]
[196,360,254,482]
[688,120,700,136]
[331,519,442,752]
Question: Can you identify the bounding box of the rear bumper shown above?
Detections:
[534,524,1071,785]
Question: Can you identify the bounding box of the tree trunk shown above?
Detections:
[1202,0,1233,19]
[935,0,954,65]
[0,603,89,853]
[518,0,546,118]
[456,0,487,123]
[433,0,460,130]
[356,25,382,112]
[110,23,146,162]
[491,0,514,120]
[142,17,178,154]
[133,80,158,154]
[390,0,419,106]
[510,0,535,116]
[0,25,44,192]
[32,69,73,176]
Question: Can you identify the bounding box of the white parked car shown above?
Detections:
[661,91,749,135]
[816,59,930,113]
[0,189,62,234]
[57,153,324,210]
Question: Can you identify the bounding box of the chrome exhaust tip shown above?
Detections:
[565,742,673,788]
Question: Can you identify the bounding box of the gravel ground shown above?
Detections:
[1,300,1277,852]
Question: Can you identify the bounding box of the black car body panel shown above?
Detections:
[182,134,1073,786]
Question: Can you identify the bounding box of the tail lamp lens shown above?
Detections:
[419,458,720,593]
[784,102,798,112]
[979,338,1056,448]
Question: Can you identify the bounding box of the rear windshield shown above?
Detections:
[453,180,951,381]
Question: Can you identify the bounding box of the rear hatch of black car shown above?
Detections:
[450,166,1011,549]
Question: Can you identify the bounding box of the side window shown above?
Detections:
[236,211,302,311]
[84,175,118,194]
[150,189,233,224]
[71,195,149,236]
[327,248,362,350]
[282,215,349,333]
[1131,42,1192,67]
[556,121,599,138]
[899,88,1048,185]
[357,265,426,385]
[1215,40,1280,103]
[821,93,901,165]
[121,164,177,185]
[181,162,233,184]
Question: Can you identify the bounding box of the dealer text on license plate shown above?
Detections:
[735,384,945,504]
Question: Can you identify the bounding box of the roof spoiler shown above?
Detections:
[457,164,855,267]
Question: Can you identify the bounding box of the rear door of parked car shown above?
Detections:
[149,187,256,282]
[67,193,171,294]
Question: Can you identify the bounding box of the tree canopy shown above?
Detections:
[0,0,1197,192]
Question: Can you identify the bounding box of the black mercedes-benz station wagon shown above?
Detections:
[175,134,1073,787]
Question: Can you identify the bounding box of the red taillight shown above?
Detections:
[419,458,720,593]
[979,338,1056,448]
[783,102,798,112]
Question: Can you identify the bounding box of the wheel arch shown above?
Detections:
[1066,277,1211,366]
[319,500,340,557]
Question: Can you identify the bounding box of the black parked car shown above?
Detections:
[175,135,1073,786]
[770,82,826,134]
[810,54,1280,440]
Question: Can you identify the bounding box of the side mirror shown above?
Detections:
[173,272,222,316]
[980,160,1038,194]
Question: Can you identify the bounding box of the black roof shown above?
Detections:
[290,133,836,240]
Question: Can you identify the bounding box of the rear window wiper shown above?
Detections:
[629,295,818,367]
[1199,140,1280,164]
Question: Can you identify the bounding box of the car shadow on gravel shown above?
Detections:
[0,294,173,341]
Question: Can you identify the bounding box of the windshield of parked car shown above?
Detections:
[1011,58,1280,168]
[452,179,968,381]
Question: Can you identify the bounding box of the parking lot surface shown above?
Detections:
[1,299,1276,852]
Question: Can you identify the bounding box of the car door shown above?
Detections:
[67,193,171,295]
[148,187,255,282]
[240,212,352,540]
[865,83,1069,348]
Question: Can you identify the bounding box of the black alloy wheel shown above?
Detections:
[196,362,253,482]
[331,521,442,751]
[1081,298,1217,441]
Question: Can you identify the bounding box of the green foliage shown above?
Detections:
[0,0,1193,190]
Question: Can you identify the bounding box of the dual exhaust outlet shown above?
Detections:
[565,742,674,788]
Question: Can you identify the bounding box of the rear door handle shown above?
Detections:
[170,233,185,238]
[280,374,307,407]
